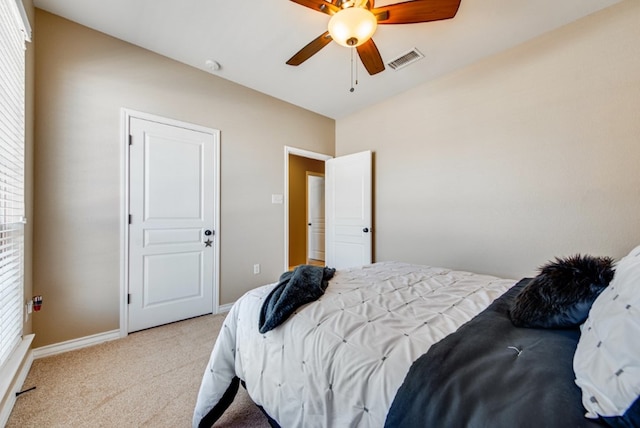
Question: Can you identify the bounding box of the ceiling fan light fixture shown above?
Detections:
[328,7,377,48]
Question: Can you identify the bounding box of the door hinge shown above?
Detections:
[128,134,132,145]
[127,293,131,304]
[128,214,132,224]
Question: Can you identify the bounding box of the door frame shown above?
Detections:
[284,146,332,272]
[120,109,221,338]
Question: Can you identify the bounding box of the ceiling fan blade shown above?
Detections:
[373,0,461,24]
[374,10,389,21]
[289,0,340,16]
[286,31,333,66]
[357,38,385,75]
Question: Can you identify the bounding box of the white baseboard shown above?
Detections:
[217,303,234,313]
[0,334,35,427]
[33,329,121,360]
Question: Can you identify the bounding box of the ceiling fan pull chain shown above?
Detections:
[355,49,359,87]
[349,47,358,93]
[350,48,355,92]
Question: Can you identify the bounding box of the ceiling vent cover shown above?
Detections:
[387,48,424,71]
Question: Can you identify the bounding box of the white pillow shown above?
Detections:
[573,245,640,419]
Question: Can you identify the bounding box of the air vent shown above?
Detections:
[387,48,424,71]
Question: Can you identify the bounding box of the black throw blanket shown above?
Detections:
[259,265,335,334]
[385,278,606,428]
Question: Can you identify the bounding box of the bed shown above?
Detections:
[193,252,640,427]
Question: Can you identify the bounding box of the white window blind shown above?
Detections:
[0,0,28,371]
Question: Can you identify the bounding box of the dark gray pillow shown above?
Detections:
[510,254,615,328]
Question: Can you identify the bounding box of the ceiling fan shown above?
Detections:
[286,0,462,75]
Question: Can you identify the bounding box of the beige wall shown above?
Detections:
[33,10,335,347]
[337,0,640,280]
[288,155,325,267]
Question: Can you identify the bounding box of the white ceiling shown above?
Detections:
[33,0,622,119]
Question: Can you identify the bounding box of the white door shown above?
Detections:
[307,173,325,261]
[325,151,372,269]
[128,116,218,332]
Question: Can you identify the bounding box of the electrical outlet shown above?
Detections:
[253,264,260,275]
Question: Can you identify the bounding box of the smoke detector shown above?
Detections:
[205,60,221,71]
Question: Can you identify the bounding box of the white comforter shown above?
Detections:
[193,262,515,427]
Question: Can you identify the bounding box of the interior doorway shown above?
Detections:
[284,147,332,271]
[284,147,374,271]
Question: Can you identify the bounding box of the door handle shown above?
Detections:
[204,230,213,247]
[363,227,369,233]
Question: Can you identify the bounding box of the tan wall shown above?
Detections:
[288,155,325,267]
[33,10,335,347]
[336,0,640,280]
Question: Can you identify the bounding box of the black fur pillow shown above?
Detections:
[510,254,615,328]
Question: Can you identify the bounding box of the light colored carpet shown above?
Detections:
[7,314,271,427]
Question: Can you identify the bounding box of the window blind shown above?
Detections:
[0,0,28,371]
